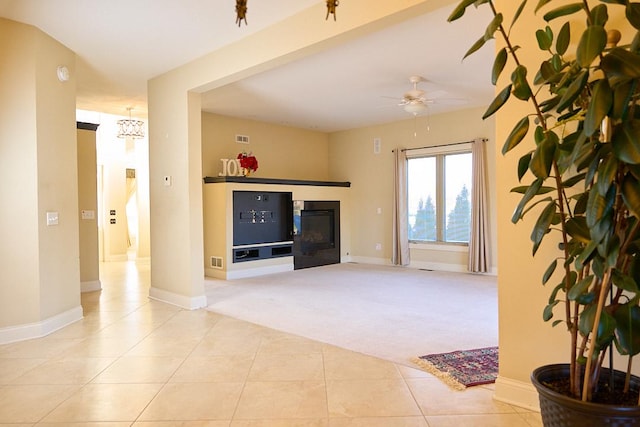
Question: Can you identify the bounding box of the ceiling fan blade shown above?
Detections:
[425,97,469,105]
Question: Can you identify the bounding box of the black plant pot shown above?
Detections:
[531,364,640,427]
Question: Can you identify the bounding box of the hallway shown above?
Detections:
[0,260,541,426]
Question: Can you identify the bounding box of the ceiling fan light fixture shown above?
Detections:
[403,101,427,115]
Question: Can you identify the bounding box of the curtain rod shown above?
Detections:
[397,138,487,152]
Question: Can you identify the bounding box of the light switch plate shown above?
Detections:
[81,210,95,220]
[46,211,59,226]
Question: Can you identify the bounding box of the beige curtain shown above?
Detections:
[468,138,489,273]
[392,148,410,266]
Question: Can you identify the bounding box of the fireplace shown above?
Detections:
[293,200,340,269]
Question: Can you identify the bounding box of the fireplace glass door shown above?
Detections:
[293,200,340,269]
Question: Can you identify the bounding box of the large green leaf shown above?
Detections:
[579,304,617,349]
[543,259,558,285]
[612,81,634,120]
[584,79,613,137]
[510,0,528,33]
[575,239,598,269]
[463,36,489,60]
[502,116,530,154]
[543,3,583,21]
[556,22,571,55]
[612,270,640,294]
[568,275,594,301]
[586,186,607,229]
[512,178,543,223]
[447,0,478,22]
[614,303,640,356]
[536,60,555,85]
[561,172,586,188]
[602,48,640,87]
[556,70,588,112]
[492,48,508,85]
[543,300,560,321]
[531,201,556,255]
[483,85,512,119]
[590,4,609,27]
[536,27,553,50]
[510,185,555,194]
[540,95,561,113]
[622,175,640,217]
[577,26,607,68]
[518,152,533,181]
[535,0,552,13]
[627,3,640,30]
[511,65,532,100]
[530,131,558,179]
[613,120,640,164]
[484,13,503,41]
[565,217,591,243]
[596,155,618,196]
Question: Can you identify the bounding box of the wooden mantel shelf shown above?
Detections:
[203,176,351,187]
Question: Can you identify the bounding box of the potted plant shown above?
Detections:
[449,0,640,424]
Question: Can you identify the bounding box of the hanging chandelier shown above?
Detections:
[117,108,145,139]
[235,0,339,27]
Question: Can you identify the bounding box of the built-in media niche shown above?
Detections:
[232,191,293,263]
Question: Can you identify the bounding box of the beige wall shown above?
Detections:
[202,113,329,181]
[0,18,82,341]
[77,127,100,291]
[329,107,497,272]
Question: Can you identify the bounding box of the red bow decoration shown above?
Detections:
[237,152,258,172]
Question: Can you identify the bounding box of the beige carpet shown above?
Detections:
[205,262,497,367]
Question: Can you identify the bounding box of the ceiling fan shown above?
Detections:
[393,75,465,115]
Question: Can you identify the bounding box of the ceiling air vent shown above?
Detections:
[210,256,223,269]
[235,134,249,144]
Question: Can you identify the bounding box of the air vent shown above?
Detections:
[235,134,250,144]
[210,256,223,269]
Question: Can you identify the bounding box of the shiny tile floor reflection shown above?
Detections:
[0,260,542,426]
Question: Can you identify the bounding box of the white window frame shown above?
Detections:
[406,143,472,247]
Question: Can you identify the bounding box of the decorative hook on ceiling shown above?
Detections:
[234,1,338,27]
[326,0,339,21]
[235,0,248,27]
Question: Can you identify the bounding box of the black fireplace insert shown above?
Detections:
[293,200,340,269]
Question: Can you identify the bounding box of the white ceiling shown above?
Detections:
[0,0,495,132]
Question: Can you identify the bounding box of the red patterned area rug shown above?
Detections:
[412,346,498,390]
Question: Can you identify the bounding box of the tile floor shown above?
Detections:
[0,260,543,426]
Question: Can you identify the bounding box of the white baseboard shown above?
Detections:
[349,256,392,266]
[494,375,540,411]
[81,280,102,292]
[350,256,468,273]
[204,268,226,280]
[0,305,84,345]
[149,286,208,310]
[349,256,498,275]
[226,263,293,279]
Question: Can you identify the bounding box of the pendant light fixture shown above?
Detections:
[117,108,145,139]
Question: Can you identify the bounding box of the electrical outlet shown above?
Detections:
[375,243,382,250]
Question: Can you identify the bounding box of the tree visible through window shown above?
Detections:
[407,151,472,244]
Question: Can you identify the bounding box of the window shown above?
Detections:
[407,149,472,244]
